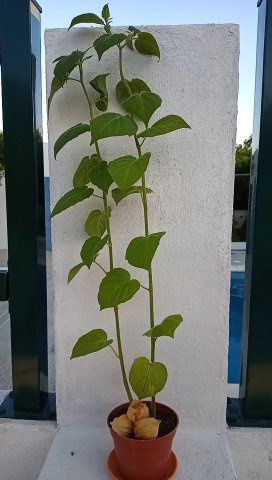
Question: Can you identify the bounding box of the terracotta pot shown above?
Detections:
[108,402,179,480]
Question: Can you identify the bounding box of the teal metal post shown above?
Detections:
[240,0,272,421]
[0,0,50,418]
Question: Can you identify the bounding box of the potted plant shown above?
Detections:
[50,4,190,479]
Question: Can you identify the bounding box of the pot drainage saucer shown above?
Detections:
[108,449,178,480]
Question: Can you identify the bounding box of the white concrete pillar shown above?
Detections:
[45,25,239,432]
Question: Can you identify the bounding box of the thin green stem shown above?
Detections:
[94,261,107,275]
[102,193,114,271]
[78,62,133,402]
[68,77,81,83]
[140,284,149,291]
[103,192,133,401]
[118,47,157,416]
[110,345,120,359]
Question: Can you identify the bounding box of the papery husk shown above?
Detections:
[110,414,134,438]
[134,417,161,440]
[127,400,150,423]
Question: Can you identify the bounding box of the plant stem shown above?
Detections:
[94,261,107,275]
[110,345,120,359]
[78,62,133,402]
[102,193,133,401]
[118,47,157,416]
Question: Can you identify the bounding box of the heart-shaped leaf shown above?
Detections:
[85,209,107,237]
[144,314,183,339]
[90,73,110,112]
[67,263,84,284]
[54,50,85,86]
[112,186,152,205]
[129,357,168,399]
[51,186,94,217]
[54,123,90,158]
[73,154,99,188]
[71,329,113,359]
[94,33,127,60]
[89,161,113,193]
[135,32,160,59]
[108,153,150,191]
[48,76,62,114]
[90,113,137,143]
[137,115,190,138]
[122,92,162,127]
[116,78,151,105]
[126,232,165,270]
[80,235,109,268]
[98,268,140,309]
[68,13,104,30]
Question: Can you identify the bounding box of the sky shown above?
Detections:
[1,0,258,144]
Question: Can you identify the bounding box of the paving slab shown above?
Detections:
[38,426,237,480]
[228,428,272,480]
[0,417,56,480]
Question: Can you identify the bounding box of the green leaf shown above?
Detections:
[116,78,151,105]
[54,50,85,85]
[112,186,152,205]
[68,13,104,30]
[137,115,191,138]
[90,73,109,112]
[51,186,94,217]
[71,329,113,359]
[54,123,90,158]
[67,263,84,284]
[108,153,150,191]
[88,161,113,193]
[144,315,183,339]
[73,154,100,188]
[128,26,141,35]
[135,32,160,59]
[80,235,109,268]
[126,232,165,270]
[102,4,110,21]
[129,357,168,399]
[48,76,62,114]
[85,210,107,237]
[90,113,137,144]
[98,268,140,309]
[93,33,127,60]
[122,92,162,127]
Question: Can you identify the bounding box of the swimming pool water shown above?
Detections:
[228,271,244,383]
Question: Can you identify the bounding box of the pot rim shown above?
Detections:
[107,401,179,443]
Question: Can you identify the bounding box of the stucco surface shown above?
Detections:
[45,25,239,431]
[0,418,56,480]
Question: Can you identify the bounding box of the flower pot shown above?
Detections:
[108,402,179,480]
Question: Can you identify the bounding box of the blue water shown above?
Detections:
[44,177,244,383]
[228,271,244,383]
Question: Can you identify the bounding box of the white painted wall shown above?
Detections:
[0,178,8,250]
[45,25,239,432]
